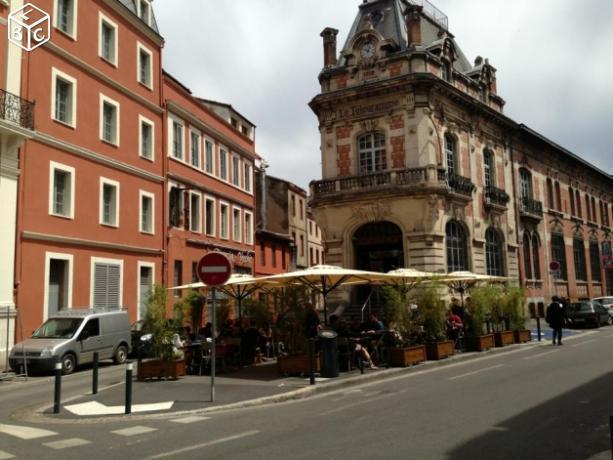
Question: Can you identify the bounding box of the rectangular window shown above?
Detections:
[220,203,229,239]
[590,241,602,282]
[49,162,75,219]
[138,0,150,24]
[310,247,314,266]
[233,207,242,242]
[219,148,228,180]
[137,263,154,321]
[551,234,568,280]
[576,190,582,218]
[309,221,313,235]
[232,156,240,186]
[173,260,182,298]
[92,258,122,309]
[140,191,154,234]
[244,211,253,244]
[137,43,153,88]
[271,246,277,268]
[300,235,305,257]
[52,69,76,126]
[291,195,296,217]
[169,186,182,228]
[55,0,76,37]
[573,239,587,281]
[99,16,117,65]
[299,200,304,220]
[204,140,214,174]
[190,192,201,233]
[139,116,154,160]
[260,243,266,266]
[100,178,119,227]
[205,198,215,236]
[100,95,120,145]
[569,187,575,216]
[190,131,201,168]
[243,163,252,192]
[172,120,183,159]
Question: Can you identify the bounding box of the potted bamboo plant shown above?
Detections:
[137,284,187,381]
[504,286,531,343]
[418,284,455,360]
[382,286,426,367]
[465,285,496,351]
[489,285,514,347]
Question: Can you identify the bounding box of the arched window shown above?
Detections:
[358,132,386,174]
[523,233,532,280]
[483,150,494,188]
[445,134,457,176]
[590,240,601,282]
[569,187,575,216]
[551,233,567,280]
[546,178,554,209]
[576,190,582,218]
[555,182,562,212]
[446,220,468,272]
[532,233,541,279]
[573,238,587,281]
[519,169,532,200]
[485,228,504,276]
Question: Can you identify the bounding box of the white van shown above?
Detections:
[9,308,131,375]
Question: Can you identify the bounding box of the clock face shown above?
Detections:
[361,42,376,59]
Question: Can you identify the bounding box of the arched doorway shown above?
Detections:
[353,221,403,311]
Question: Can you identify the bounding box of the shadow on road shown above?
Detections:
[446,372,613,460]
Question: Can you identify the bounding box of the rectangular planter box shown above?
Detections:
[425,340,455,360]
[467,334,495,352]
[389,345,427,367]
[494,331,515,347]
[137,359,186,381]
[277,354,320,376]
[513,329,532,343]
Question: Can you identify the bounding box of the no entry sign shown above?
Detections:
[197,252,232,286]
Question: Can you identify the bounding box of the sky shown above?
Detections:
[153,0,613,190]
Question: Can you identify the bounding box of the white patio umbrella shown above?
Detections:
[260,265,390,325]
[441,271,508,306]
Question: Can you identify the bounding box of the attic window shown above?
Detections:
[138,0,150,25]
[231,118,238,129]
[479,86,487,102]
[441,62,452,82]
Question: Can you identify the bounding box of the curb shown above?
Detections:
[18,329,594,425]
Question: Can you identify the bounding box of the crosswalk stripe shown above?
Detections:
[43,438,91,450]
[0,450,15,459]
[170,416,211,424]
[111,426,157,437]
[0,424,57,440]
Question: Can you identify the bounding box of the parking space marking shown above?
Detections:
[571,339,597,347]
[111,426,157,437]
[0,450,15,459]
[448,364,504,381]
[0,424,57,440]
[524,350,560,360]
[146,430,260,459]
[170,416,211,424]
[43,438,91,450]
[319,392,398,416]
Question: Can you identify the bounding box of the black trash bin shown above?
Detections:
[318,329,339,378]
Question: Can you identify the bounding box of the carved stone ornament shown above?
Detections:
[447,202,466,221]
[351,201,392,223]
[549,218,564,235]
[361,118,379,132]
[425,194,439,229]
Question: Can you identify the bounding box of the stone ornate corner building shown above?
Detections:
[309,0,612,312]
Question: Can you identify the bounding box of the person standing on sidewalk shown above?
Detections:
[546,296,566,345]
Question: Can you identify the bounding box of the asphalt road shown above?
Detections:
[1,330,613,460]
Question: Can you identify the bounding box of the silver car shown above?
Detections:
[593,297,613,319]
[9,309,131,375]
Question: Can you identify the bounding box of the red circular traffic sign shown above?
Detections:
[549,261,561,272]
[197,252,232,286]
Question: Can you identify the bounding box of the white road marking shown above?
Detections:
[571,339,598,347]
[111,426,157,437]
[318,392,398,416]
[524,350,560,360]
[146,430,260,459]
[0,424,57,440]
[0,451,15,459]
[448,364,504,380]
[65,400,174,416]
[170,416,211,424]
[43,438,91,450]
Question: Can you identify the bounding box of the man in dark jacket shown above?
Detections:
[546,296,566,345]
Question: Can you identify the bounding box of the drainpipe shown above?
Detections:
[259,161,268,231]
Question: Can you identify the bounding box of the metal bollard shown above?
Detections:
[536,317,542,342]
[125,362,133,415]
[308,338,315,385]
[92,352,99,395]
[53,358,62,414]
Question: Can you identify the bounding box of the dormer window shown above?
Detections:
[138,0,151,25]
[479,85,487,102]
[441,61,452,82]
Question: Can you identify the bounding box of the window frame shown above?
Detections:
[189,191,202,233]
[189,128,201,169]
[244,210,253,245]
[168,182,183,229]
[99,177,120,227]
[483,150,495,188]
[573,238,587,281]
[219,201,230,240]
[590,241,602,282]
[532,234,541,280]
[51,67,77,128]
[99,93,120,146]
[485,228,504,277]
[137,0,151,25]
[139,190,155,234]
[168,116,185,161]
[444,134,457,177]
[357,132,387,174]
[446,220,469,273]
[138,114,155,161]
[231,154,241,187]
[98,12,118,66]
[49,161,75,219]
[204,138,215,176]
[519,168,533,200]
[90,256,124,308]
[204,196,216,237]
[232,206,242,242]
[53,0,78,39]
[136,261,155,321]
[551,233,568,280]
[243,162,252,193]
[43,252,74,321]
[219,147,228,181]
[136,41,153,90]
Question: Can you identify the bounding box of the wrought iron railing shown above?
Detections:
[0,89,35,130]
[447,173,475,197]
[485,185,510,207]
[519,197,544,217]
[408,0,449,30]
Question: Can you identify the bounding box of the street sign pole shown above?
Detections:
[210,287,216,403]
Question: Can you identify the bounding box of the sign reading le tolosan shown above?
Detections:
[197,253,232,287]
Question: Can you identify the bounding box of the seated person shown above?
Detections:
[362,313,385,333]
[330,315,377,369]
[446,310,464,348]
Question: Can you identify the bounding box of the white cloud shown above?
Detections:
[154,0,613,188]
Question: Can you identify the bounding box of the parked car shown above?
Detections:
[593,297,613,319]
[9,308,131,375]
[567,301,611,328]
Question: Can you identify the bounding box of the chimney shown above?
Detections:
[404,4,423,47]
[320,27,339,67]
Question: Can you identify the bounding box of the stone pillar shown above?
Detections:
[320,27,339,68]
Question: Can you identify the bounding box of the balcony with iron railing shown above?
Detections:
[0,89,35,132]
[519,196,544,220]
[484,185,510,210]
[447,173,475,198]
